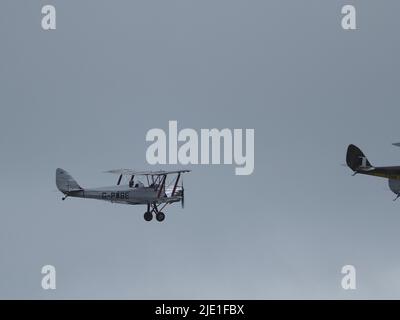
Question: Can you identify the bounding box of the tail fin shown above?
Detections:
[56,168,82,194]
[346,144,373,171]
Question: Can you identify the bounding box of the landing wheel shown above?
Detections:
[156,212,165,222]
[144,211,153,222]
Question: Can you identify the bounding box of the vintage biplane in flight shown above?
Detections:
[346,143,400,200]
[56,168,190,222]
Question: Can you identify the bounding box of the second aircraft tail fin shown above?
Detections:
[346,144,373,172]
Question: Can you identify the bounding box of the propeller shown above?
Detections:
[181,179,185,209]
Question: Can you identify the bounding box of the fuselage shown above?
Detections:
[66,184,183,205]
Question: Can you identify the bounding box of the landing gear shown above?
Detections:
[143,203,167,222]
[156,212,165,222]
[144,211,153,221]
[144,203,153,221]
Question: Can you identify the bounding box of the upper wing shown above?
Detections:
[105,169,191,176]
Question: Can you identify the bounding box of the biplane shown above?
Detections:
[346,143,400,201]
[56,168,190,222]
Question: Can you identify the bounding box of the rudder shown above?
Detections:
[346,144,372,171]
[56,168,82,193]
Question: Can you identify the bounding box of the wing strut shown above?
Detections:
[157,175,167,198]
[171,173,181,197]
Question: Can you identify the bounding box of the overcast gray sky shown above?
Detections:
[1,0,400,299]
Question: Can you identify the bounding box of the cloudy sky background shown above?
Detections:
[1,0,400,299]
